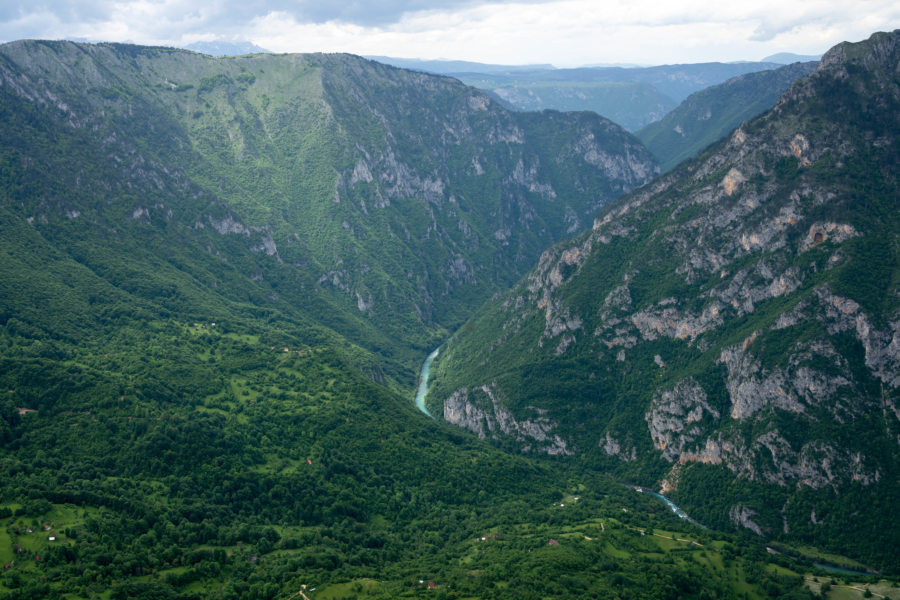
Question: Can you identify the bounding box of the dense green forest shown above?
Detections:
[0,317,841,599]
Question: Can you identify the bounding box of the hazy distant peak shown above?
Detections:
[184,40,271,57]
[577,62,649,68]
[761,52,822,63]
[365,56,555,74]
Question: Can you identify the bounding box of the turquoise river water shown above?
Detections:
[415,348,439,418]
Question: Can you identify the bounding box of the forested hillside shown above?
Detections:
[430,30,900,571]
[636,61,818,172]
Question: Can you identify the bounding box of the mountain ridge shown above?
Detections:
[763,52,823,64]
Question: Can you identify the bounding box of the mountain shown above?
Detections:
[0,41,821,600]
[365,56,555,74]
[637,61,819,172]
[183,40,271,56]
[454,74,676,132]
[447,61,786,131]
[468,62,788,105]
[428,30,900,571]
[763,52,823,64]
[0,40,657,381]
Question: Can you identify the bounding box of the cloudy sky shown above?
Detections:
[1,0,898,65]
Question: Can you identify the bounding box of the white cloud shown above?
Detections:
[1,0,898,64]
[246,0,899,65]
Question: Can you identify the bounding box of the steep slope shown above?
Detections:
[637,62,819,172]
[0,40,657,375]
[430,30,900,570]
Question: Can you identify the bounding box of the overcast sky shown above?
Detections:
[1,0,898,66]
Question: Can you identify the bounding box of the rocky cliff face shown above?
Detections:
[443,384,572,455]
[431,30,900,562]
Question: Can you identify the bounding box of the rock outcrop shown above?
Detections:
[443,385,572,455]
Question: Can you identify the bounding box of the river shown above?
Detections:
[419,351,875,575]
[633,488,877,575]
[414,356,705,525]
[415,348,440,419]
[630,486,707,529]
[812,563,873,577]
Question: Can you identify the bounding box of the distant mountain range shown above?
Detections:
[184,40,271,56]
[365,56,555,74]
[377,59,793,131]
[762,52,823,63]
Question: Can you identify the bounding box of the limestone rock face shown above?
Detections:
[730,504,763,535]
[601,432,637,461]
[646,378,719,461]
[443,385,572,455]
